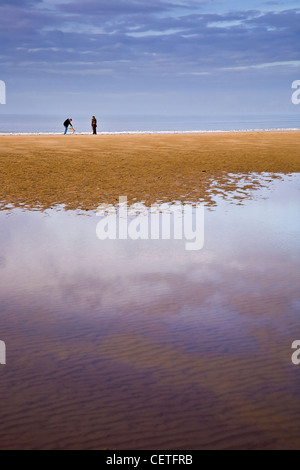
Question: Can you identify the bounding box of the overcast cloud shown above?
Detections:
[0,0,299,115]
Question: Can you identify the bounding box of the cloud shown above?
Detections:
[222,60,300,72]
[0,0,299,99]
[58,0,173,15]
[0,0,41,4]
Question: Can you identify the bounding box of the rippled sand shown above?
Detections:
[0,132,299,210]
[0,175,300,449]
[1,265,300,450]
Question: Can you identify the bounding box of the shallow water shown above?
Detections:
[0,174,299,449]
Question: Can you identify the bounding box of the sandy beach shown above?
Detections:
[0,131,299,211]
[0,132,300,449]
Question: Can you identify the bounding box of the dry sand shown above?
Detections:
[0,131,299,211]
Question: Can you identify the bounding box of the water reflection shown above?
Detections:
[0,174,299,449]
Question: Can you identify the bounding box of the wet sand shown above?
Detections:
[0,132,300,450]
[0,175,300,449]
[0,131,299,210]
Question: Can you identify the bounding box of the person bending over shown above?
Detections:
[63,118,74,134]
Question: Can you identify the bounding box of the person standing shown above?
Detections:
[91,116,97,135]
[63,118,73,135]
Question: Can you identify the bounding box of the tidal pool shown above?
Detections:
[0,174,299,449]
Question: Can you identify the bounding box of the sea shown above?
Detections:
[0,113,299,134]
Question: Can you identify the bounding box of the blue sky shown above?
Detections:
[0,0,299,116]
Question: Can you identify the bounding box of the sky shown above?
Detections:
[0,0,299,116]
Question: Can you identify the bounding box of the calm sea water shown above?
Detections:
[0,174,300,449]
[0,113,299,134]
